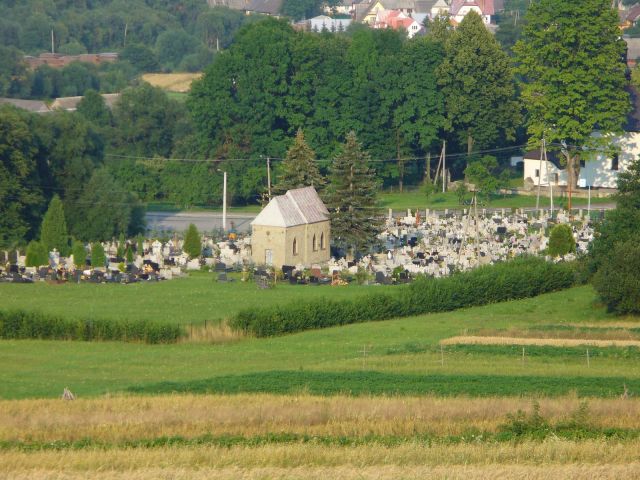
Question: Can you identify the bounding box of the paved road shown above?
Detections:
[145,211,256,234]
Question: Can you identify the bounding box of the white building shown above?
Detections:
[430,0,450,18]
[522,133,640,189]
[449,0,494,25]
[306,15,352,32]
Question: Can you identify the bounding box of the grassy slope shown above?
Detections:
[2,285,639,399]
[379,190,613,211]
[0,273,398,326]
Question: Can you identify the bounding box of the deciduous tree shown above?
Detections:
[514,0,630,197]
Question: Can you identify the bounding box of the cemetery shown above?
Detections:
[0,206,595,287]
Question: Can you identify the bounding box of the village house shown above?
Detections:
[449,0,495,25]
[250,187,330,268]
[206,0,283,16]
[296,15,352,32]
[372,9,425,38]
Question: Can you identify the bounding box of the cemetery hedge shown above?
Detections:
[0,310,182,344]
[229,257,578,337]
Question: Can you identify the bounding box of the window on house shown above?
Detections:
[312,234,317,252]
[580,160,585,168]
[293,237,298,256]
[612,154,619,171]
[554,173,559,184]
[320,233,325,250]
[535,169,540,178]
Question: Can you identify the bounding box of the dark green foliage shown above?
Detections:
[0,310,182,344]
[68,168,144,241]
[589,157,640,274]
[91,242,106,268]
[0,106,44,248]
[464,155,502,200]
[77,89,112,126]
[275,129,324,194]
[127,370,638,398]
[25,241,48,267]
[40,195,69,256]
[229,257,577,337]
[183,223,201,259]
[593,238,640,315]
[325,132,381,253]
[71,240,87,268]
[116,233,126,259]
[548,224,576,257]
[438,11,520,154]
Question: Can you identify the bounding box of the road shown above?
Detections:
[145,211,256,234]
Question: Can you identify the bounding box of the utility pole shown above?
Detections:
[535,138,545,210]
[124,23,128,47]
[222,170,227,233]
[51,29,55,54]
[442,140,447,193]
[266,156,271,200]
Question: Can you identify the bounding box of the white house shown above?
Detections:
[430,0,450,18]
[449,0,494,25]
[522,133,640,190]
[306,15,352,32]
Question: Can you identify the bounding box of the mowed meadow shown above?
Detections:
[2,280,640,478]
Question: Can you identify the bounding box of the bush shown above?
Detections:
[0,310,183,343]
[230,257,578,337]
[548,224,576,257]
[593,238,640,315]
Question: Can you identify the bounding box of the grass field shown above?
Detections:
[0,272,396,326]
[141,73,202,92]
[379,190,614,211]
[2,285,639,399]
[3,283,640,477]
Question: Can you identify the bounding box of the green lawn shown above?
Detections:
[0,273,398,326]
[379,190,614,211]
[2,285,639,399]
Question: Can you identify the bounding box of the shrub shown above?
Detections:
[25,241,48,267]
[0,310,183,343]
[229,257,577,337]
[593,238,640,315]
[548,224,576,257]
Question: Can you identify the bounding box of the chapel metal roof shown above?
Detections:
[251,186,329,228]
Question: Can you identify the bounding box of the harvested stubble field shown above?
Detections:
[3,394,640,479]
[141,73,202,92]
[441,335,640,348]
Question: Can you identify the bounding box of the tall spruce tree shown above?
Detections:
[275,129,324,195]
[183,223,201,259]
[326,132,380,254]
[514,0,630,195]
[40,195,70,256]
[438,11,520,156]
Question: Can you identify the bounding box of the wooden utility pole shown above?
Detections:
[535,138,545,210]
[442,141,447,193]
[266,156,271,200]
[425,152,431,183]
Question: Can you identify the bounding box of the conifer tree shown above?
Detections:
[125,246,134,264]
[72,240,87,268]
[326,132,381,254]
[40,195,70,256]
[91,242,106,269]
[183,223,201,259]
[275,129,325,195]
[116,232,126,259]
[25,241,48,267]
